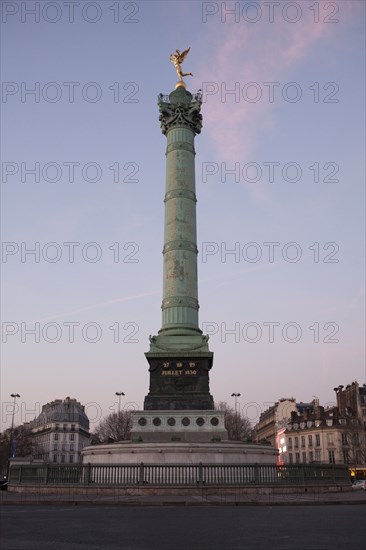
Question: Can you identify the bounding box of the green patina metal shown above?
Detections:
[144,85,214,410]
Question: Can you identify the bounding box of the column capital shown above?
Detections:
[158,88,203,136]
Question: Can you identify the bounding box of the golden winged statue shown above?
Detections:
[169,48,193,82]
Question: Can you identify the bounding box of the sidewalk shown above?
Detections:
[1,489,365,506]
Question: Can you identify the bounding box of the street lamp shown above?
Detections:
[115,392,125,413]
[231,393,241,441]
[231,392,241,414]
[8,393,20,477]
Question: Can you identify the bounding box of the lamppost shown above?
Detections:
[8,393,20,477]
[231,393,241,440]
[115,392,125,413]
[231,392,241,414]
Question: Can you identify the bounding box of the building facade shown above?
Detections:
[283,404,366,466]
[334,381,366,428]
[254,398,298,448]
[31,397,90,464]
[255,382,366,467]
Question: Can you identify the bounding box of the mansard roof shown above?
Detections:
[33,397,89,430]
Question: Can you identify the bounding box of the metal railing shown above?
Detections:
[8,463,350,486]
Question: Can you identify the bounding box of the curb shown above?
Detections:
[1,498,365,507]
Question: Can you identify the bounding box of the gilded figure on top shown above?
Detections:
[169,48,193,81]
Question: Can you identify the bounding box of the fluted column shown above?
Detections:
[159,87,202,334]
[144,84,213,410]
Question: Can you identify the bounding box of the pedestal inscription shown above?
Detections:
[144,355,214,410]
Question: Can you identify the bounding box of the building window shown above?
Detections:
[341,433,348,445]
[295,452,300,464]
[294,437,299,448]
[54,433,59,441]
[288,453,293,464]
[327,433,334,446]
[71,424,75,431]
[69,455,74,463]
[53,444,58,451]
[328,450,335,464]
[63,424,67,431]
[288,437,292,449]
[309,451,314,462]
[70,434,75,441]
[343,450,349,463]
[315,450,321,462]
[316,434,320,446]
[55,424,59,431]
[302,452,306,463]
[301,436,305,448]
[61,454,65,463]
[70,444,74,452]
[53,455,57,463]
[308,435,313,447]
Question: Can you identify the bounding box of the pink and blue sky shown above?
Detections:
[1,0,365,429]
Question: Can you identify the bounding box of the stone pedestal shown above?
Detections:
[131,410,227,442]
[144,354,214,410]
[82,441,278,465]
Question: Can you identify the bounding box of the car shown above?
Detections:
[351,479,366,490]
[0,478,8,491]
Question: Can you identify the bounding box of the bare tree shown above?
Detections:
[344,419,366,467]
[91,410,132,444]
[215,401,252,441]
[0,424,39,474]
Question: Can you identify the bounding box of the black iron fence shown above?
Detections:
[9,463,350,486]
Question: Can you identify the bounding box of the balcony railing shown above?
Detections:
[158,92,202,104]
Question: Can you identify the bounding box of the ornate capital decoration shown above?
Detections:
[158,89,203,136]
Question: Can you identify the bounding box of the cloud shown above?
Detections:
[195,3,361,200]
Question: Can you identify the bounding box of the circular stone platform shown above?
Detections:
[82,441,278,465]
[130,410,228,443]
